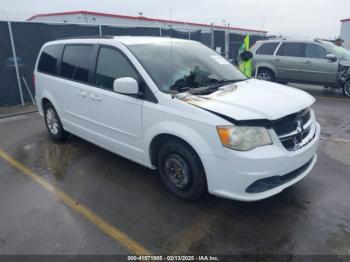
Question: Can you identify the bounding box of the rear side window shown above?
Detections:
[95,47,139,90]
[276,43,305,57]
[61,45,93,83]
[305,44,328,59]
[38,45,62,75]
[256,42,279,55]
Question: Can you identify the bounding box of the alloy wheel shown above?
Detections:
[46,108,59,135]
[344,80,350,97]
[257,72,272,81]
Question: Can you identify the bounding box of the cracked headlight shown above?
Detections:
[217,126,272,151]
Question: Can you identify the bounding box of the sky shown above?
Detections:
[0,0,348,39]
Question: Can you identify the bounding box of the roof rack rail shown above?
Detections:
[266,36,289,40]
[57,35,114,40]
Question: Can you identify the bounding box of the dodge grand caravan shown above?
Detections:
[34,36,320,201]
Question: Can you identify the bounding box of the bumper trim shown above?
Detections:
[245,157,314,193]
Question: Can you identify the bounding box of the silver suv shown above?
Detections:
[251,39,350,97]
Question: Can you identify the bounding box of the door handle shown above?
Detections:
[274,58,281,62]
[90,94,102,101]
[303,61,312,64]
[77,91,87,97]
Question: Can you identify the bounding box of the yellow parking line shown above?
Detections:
[315,96,350,102]
[0,149,151,256]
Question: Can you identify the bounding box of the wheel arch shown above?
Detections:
[253,63,276,77]
[144,119,226,168]
[39,91,60,118]
[257,66,275,76]
[149,134,201,168]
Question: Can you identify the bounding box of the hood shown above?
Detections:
[178,79,315,121]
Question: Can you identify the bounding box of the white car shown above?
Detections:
[34,36,320,201]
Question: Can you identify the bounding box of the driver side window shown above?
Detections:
[95,47,139,90]
[305,44,328,59]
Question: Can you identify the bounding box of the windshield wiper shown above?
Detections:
[170,85,191,93]
[210,79,247,87]
[188,79,246,95]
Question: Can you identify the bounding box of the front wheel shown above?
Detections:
[157,140,207,200]
[256,68,275,82]
[343,80,350,97]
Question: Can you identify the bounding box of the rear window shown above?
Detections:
[276,42,305,57]
[38,45,62,75]
[256,42,279,55]
[61,45,93,83]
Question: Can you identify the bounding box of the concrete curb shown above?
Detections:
[0,110,38,120]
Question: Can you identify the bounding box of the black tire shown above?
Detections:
[257,68,275,82]
[343,80,350,97]
[44,102,69,142]
[157,139,207,200]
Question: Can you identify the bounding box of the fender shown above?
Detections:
[253,62,277,76]
[40,90,61,120]
[143,120,227,166]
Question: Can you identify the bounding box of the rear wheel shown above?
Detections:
[157,140,207,200]
[44,103,69,141]
[343,80,350,97]
[257,68,275,82]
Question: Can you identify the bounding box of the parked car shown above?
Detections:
[251,39,350,97]
[34,36,320,201]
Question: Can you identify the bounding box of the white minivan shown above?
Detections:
[34,36,320,201]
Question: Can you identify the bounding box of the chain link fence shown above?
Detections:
[0,20,266,109]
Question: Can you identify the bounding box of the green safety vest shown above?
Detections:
[238,36,252,78]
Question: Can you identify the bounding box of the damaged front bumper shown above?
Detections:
[338,61,350,84]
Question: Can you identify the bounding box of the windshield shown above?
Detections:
[128,42,247,93]
[322,41,350,61]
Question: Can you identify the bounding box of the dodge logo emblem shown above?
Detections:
[292,119,305,150]
[297,119,304,133]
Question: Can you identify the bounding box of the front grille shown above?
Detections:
[272,108,314,151]
[273,108,311,137]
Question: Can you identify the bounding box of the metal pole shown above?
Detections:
[7,20,24,106]
[225,23,230,59]
[184,23,191,40]
[22,77,36,105]
[154,21,162,36]
[210,23,214,50]
[99,24,102,36]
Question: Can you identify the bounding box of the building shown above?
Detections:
[27,11,267,59]
[27,11,267,36]
[340,18,350,50]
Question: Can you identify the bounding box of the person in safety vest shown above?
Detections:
[237,35,253,77]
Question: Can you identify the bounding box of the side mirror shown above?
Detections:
[326,54,337,62]
[113,77,139,95]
